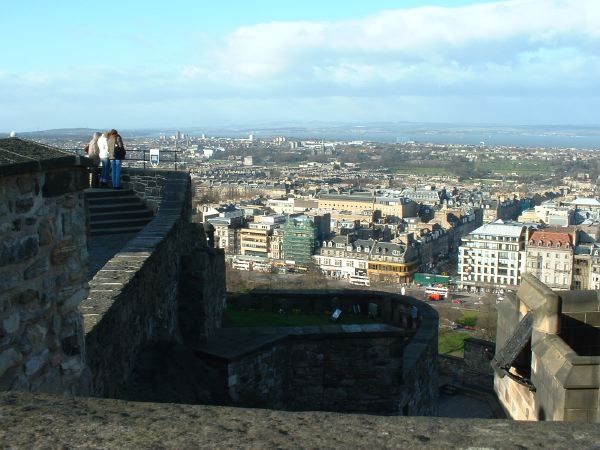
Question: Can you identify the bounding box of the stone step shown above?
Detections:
[85,189,154,236]
[90,225,148,236]
[89,203,150,214]
[85,189,136,198]
[87,195,142,206]
[90,210,154,220]
[89,217,153,229]
[439,384,458,395]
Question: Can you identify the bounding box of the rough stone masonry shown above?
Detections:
[0,138,91,395]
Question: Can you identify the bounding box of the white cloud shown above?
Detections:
[1,0,600,128]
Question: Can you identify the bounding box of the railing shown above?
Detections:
[77,147,184,171]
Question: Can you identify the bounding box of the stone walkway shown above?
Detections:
[87,232,138,279]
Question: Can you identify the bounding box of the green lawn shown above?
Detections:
[439,331,470,356]
[457,312,478,327]
[226,308,376,327]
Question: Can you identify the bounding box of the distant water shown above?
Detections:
[196,126,600,149]
[268,130,600,149]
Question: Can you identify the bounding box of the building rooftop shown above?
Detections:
[569,197,600,207]
[470,221,525,238]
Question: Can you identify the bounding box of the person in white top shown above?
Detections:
[86,132,101,188]
[98,132,111,188]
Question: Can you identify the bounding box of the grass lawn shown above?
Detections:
[439,330,470,356]
[226,308,376,327]
[457,312,478,327]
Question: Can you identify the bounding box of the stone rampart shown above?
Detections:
[81,171,226,397]
[208,325,405,414]
[121,168,170,212]
[222,290,438,415]
[0,159,90,395]
[2,391,598,449]
[439,338,495,390]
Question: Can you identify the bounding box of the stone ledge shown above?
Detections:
[0,392,598,449]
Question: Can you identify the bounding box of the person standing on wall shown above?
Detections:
[97,131,111,188]
[86,132,101,188]
[110,129,126,189]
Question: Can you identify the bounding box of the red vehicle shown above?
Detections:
[451,299,465,304]
[428,293,443,301]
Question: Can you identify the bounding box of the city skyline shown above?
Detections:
[2,0,599,130]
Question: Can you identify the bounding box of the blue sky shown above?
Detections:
[1,0,599,130]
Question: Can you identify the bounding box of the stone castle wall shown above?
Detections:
[82,171,226,397]
[121,168,170,212]
[0,166,89,395]
[223,290,439,415]
[438,338,495,390]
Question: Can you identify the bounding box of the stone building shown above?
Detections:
[493,274,600,422]
[524,229,575,290]
[209,215,243,255]
[313,236,370,279]
[0,138,91,394]
[367,241,419,284]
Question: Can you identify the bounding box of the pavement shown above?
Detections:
[87,232,138,279]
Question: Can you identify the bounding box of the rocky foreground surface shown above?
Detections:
[1,392,598,449]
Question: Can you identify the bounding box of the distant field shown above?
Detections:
[394,160,560,177]
[475,161,559,174]
[226,307,376,327]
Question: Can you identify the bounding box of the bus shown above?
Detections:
[232,260,251,271]
[425,286,450,300]
[252,262,272,273]
[349,275,371,287]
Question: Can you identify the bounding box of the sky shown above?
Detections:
[1,0,599,131]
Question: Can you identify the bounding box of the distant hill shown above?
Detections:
[14,128,98,139]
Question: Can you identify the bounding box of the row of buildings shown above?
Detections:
[458,221,600,291]
[203,190,485,283]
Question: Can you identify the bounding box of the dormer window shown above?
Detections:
[529,240,534,245]
[547,241,552,247]
[556,243,561,248]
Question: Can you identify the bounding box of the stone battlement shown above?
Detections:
[1,391,598,449]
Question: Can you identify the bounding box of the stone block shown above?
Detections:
[51,239,75,265]
[563,408,590,422]
[0,273,20,293]
[564,389,599,409]
[15,198,34,214]
[2,312,21,334]
[0,348,22,377]
[0,235,39,267]
[60,356,83,374]
[37,221,53,246]
[25,349,49,376]
[16,176,38,195]
[42,169,87,198]
[61,334,82,357]
[24,258,49,280]
[584,312,600,327]
[24,324,48,348]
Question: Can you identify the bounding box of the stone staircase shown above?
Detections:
[85,189,154,236]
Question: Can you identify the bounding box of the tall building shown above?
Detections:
[458,221,529,290]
